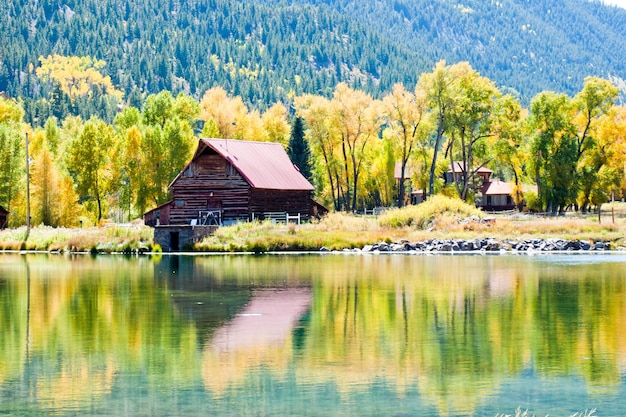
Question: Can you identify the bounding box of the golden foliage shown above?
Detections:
[36,55,123,100]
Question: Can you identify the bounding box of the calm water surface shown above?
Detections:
[1,253,625,416]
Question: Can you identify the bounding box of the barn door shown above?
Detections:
[170,232,179,251]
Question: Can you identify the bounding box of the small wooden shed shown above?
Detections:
[144,138,322,250]
[0,205,7,229]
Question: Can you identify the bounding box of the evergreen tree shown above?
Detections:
[287,116,312,181]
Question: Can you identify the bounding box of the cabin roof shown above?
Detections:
[482,179,513,195]
[0,205,7,214]
[202,138,314,190]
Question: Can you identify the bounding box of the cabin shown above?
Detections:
[478,179,516,211]
[144,138,322,251]
[0,205,7,229]
[445,162,516,211]
[394,161,517,211]
[445,162,493,185]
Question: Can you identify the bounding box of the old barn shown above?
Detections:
[144,138,322,250]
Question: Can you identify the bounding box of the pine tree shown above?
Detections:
[287,116,312,181]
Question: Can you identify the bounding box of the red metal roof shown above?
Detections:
[201,138,314,191]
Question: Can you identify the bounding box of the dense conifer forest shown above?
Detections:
[2,0,626,122]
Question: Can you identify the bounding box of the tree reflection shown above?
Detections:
[0,254,625,416]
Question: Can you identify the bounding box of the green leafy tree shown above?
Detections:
[142,91,175,128]
[0,125,23,219]
[444,64,503,202]
[66,117,115,222]
[527,92,579,213]
[0,96,25,223]
[138,92,196,211]
[491,95,526,210]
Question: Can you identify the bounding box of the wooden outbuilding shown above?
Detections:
[0,205,7,229]
[395,161,519,211]
[144,138,323,250]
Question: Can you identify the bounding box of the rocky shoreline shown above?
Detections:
[322,237,622,253]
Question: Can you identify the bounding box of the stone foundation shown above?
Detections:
[153,225,218,252]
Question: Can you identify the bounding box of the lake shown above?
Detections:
[1,252,625,416]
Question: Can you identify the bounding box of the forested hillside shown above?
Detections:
[1,0,421,122]
[287,0,626,102]
[2,0,626,123]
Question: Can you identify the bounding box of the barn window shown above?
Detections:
[183,165,194,177]
[175,200,185,208]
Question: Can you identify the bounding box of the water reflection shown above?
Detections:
[0,253,625,416]
[205,288,311,394]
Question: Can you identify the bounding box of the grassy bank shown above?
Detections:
[196,197,626,252]
[1,197,625,253]
[0,222,155,253]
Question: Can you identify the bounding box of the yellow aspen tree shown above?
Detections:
[234,109,264,141]
[579,106,626,212]
[31,144,59,226]
[295,94,342,210]
[36,55,123,100]
[261,102,290,146]
[57,175,81,227]
[199,87,247,138]
[381,83,431,207]
[329,83,380,212]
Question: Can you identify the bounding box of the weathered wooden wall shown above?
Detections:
[249,189,312,219]
[169,151,252,225]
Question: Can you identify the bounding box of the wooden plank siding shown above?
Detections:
[169,153,252,225]
[249,189,312,220]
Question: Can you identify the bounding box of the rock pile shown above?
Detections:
[321,238,616,253]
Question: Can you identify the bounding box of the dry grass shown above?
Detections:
[0,223,154,253]
[379,195,484,229]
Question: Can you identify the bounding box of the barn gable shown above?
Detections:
[170,139,314,191]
